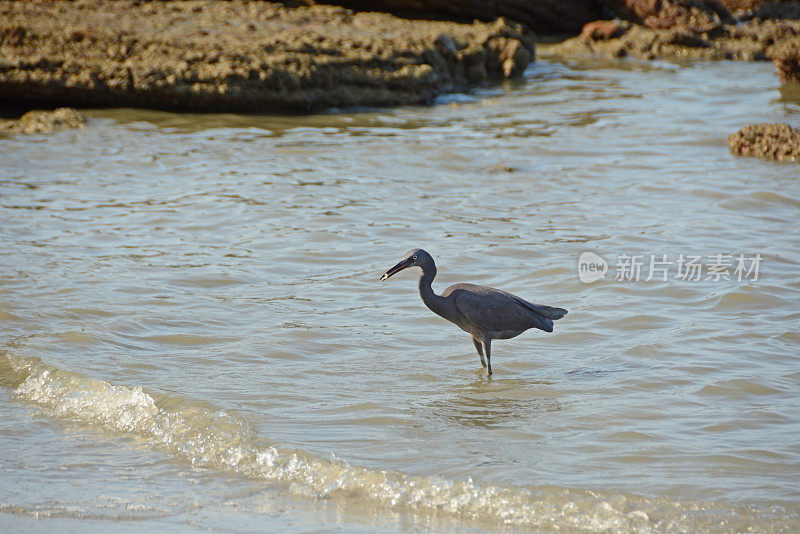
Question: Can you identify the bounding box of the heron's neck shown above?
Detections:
[418,266,447,317]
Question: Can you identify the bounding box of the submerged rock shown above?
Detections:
[0,108,86,134]
[0,1,535,113]
[728,123,800,162]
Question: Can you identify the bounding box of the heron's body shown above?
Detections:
[380,248,567,375]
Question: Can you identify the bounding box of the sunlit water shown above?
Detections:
[1,57,799,532]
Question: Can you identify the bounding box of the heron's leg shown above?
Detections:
[484,339,492,376]
[471,335,486,367]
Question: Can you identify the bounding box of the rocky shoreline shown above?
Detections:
[3,0,799,115]
[547,0,800,68]
[1,0,798,161]
[550,17,800,63]
[0,0,534,114]
[544,0,800,163]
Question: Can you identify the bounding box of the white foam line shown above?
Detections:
[3,352,792,532]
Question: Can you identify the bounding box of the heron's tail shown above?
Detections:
[533,305,568,321]
[514,298,568,324]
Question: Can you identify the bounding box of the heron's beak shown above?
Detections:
[379,257,413,281]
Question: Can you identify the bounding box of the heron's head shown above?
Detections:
[379,248,434,281]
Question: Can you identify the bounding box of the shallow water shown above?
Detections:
[1,57,799,532]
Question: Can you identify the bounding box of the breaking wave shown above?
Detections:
[1,351,796,532]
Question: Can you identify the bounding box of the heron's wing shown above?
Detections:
[451,285,554,334]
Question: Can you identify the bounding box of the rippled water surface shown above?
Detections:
[2,58,799,532]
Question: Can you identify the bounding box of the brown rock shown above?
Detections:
[301,0,800,31]
[0,107,86,134]
[549,17,799,61]
[728,0,800,18]
[602,0,733,29]
[0,1,535,113]
[580,20,631,40]
[720,0,766,10]
[296,0,606,34]
[728,123,800,162]
[769,39,800,82]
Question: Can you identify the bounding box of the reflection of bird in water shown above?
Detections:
[380,248,567,375]
[428,379,562,429]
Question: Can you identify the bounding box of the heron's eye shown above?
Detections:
[412,255,417,260]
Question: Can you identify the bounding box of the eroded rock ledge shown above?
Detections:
[0,0,535,113]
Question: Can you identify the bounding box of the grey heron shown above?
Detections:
[380,248,567,375]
